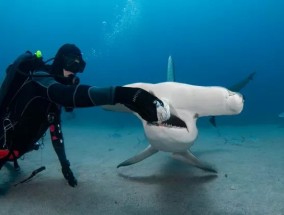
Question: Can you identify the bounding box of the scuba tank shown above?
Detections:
[0,50,44,117]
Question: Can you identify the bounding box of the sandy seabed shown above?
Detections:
[1,121,284,215]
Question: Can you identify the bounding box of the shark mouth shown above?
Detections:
[149,114,187,129]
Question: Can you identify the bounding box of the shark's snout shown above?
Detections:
[227,91,244,114]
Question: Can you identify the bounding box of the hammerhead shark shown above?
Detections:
[104,82,244,172]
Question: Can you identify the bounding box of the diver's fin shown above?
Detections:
[117,145,158,168]
[167,55,175,82]
[172,150,217,173]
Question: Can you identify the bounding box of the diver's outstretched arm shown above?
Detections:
[36,74,166,123]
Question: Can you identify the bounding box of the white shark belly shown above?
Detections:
[143,119,198,153]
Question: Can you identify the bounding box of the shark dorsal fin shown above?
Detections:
[167,55,175,82]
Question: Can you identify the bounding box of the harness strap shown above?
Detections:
[1,115,20,170]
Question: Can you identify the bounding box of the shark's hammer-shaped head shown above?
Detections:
[174,84,244,117]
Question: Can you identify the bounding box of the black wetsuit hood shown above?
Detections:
[50,44,85,85]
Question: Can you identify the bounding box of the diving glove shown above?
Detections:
[114,86,170,123]
[61,161,77,187]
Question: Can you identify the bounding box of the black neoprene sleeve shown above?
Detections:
[47,83,115,107]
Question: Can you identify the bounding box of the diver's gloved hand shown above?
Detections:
[61,161,77,187]
[114,86,170,123]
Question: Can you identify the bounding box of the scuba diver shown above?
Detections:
[0,44,169,187]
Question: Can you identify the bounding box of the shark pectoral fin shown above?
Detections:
[117,145,158,168]
[172,151,217,173]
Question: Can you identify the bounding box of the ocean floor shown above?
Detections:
[1,120,284,215]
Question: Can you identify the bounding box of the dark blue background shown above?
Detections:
[1,0,284,125]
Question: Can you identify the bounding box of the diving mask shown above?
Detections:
[63,54,86,73]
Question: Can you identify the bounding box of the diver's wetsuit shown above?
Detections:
[0,43,165,188]
[0,71,115,169]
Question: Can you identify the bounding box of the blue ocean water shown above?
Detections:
[1,0,284,125]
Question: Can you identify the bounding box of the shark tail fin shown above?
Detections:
[248,71,256,80]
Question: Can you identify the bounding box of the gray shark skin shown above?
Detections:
[104,82,244,173]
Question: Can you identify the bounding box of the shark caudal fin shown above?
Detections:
[167,55,175,82]
[117,145,158,168]
[228,71,256,92]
